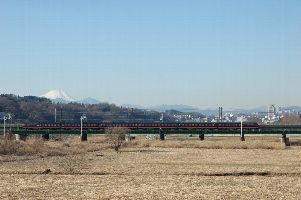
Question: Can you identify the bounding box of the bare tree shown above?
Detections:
[105,127,130,152]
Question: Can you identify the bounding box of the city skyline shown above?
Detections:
[1,1,300,107]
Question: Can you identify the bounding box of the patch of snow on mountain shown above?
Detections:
[42,90,75,102]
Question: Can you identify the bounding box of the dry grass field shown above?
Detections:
[1,135,301,199]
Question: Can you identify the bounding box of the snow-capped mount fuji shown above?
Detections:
[41,90,75,103]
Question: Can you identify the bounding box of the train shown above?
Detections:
[22,122,260,130]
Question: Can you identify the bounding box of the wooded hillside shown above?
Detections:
[0,94,164,123]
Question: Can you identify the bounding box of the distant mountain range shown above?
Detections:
[79,97,101,105]
[150,104,203,113]
[41,90,301,115]
[121,104,203,112]
[121,104,203,113]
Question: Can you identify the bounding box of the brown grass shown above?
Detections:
[126,137,286,150]
[0,136,68,156]
[57,155,87,174]
[0,135,287,159]
[1,135,301,199]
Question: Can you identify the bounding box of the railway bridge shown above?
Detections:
[6,122,301,146]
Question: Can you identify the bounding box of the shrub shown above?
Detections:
[24,137,45,154]
[105,127,130,152]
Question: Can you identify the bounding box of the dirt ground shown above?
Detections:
[1,136,301,199]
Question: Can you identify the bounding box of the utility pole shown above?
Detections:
[9,114,12,133]
[3,117,5,137]
[55,108,57,123]
[60,105,63,122]
[80,114,87,141]
[3,114,11,137]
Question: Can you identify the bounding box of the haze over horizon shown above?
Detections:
[1,1,300,108]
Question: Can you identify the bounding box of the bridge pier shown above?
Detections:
[42,133,50,141]
[159,129,165,140]
[81,131,88,142]
[240,133,245,141]
[281,133,290,146]
[199,133,205,141]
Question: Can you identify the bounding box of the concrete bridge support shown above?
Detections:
[240,133,245,141]
[281,133,290,146]
[199,133,205,141]
[159,129,165,140]
[81,131,88,142]
[42,133,50,141]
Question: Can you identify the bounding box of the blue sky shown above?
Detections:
[1,0,300,108]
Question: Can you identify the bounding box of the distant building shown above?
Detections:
[262,104,280,124]
[268,105,276,120]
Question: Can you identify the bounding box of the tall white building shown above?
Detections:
[268,104,276,120]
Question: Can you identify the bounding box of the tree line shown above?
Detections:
[0,94,166,123]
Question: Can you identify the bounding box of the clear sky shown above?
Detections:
[1,0,300,108]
